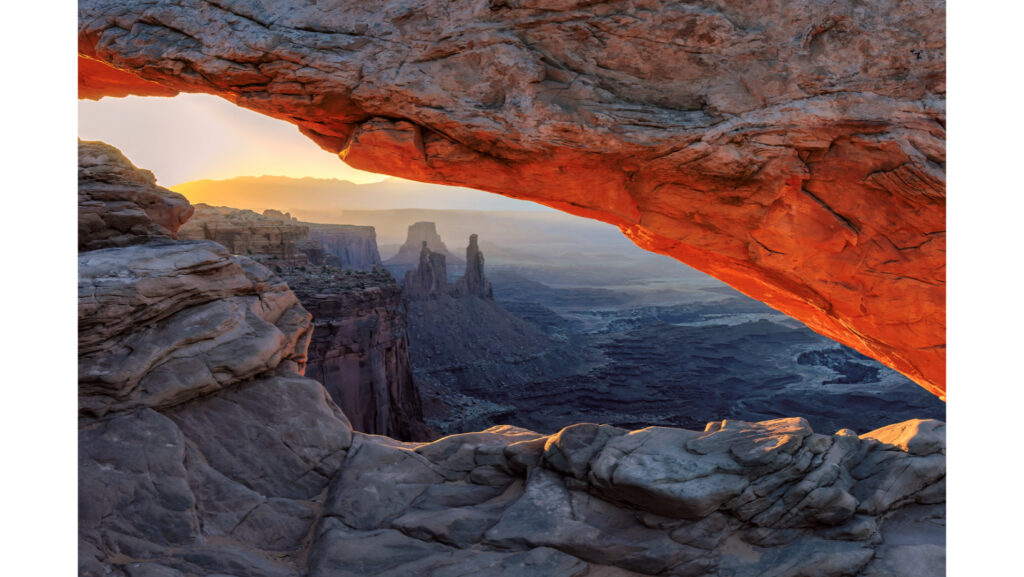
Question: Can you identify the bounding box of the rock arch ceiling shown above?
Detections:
[77,0,945,398]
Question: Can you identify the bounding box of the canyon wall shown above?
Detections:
[177,203,311,265]
[79,140,944,577]
[177,204,382,269]
[78,0,946,397]
[305,223,382,271]
[282,267,433,442]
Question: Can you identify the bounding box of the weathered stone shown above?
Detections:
[168,373,353,500]
[589,426,746,519]
[403,241,450,299]
[416,425,544,477]
[543,422,626,481]
[78,139,193,251]
[78,241,312,416]
[177,204,311,265]
[860,419,946,457]
[323,434,445,530]
[78,0,947,395]
[79,409,199,558]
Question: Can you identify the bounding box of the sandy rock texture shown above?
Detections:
[79,139,194,251]
[78,0,946,397]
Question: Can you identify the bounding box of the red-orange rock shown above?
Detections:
[77,0,945,398]
[78,56,178,100]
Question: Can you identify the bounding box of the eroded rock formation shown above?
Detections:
[386,221,462,266]
[403,241,451,299]
[454,233,494,299]
[177,203,311,265]
[78,139,194,251]
[79,142,944,576]
[77,0,946,397]
[283,267,433,442]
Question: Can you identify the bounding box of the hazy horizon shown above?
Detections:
[172,173,556,213]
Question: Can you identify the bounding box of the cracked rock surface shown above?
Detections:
[78,0,946,396]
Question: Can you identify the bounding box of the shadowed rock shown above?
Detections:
[454,234,494,299]
[403,241,450,299]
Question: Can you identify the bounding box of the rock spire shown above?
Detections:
[454,234,493,299]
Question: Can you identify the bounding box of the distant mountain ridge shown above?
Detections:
[170,174,553,212]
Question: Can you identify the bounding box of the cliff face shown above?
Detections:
[282,268,433,442]
[78,142,944,577]
[386,221,462,266]
[305,224,382,271]
[79,0,946,396]
[177,205,383,271]
[177,204,311,265]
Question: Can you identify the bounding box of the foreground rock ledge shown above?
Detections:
[78,0,946,396]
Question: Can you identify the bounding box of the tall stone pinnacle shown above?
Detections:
[455,234,493,299]
[403,241,448,299]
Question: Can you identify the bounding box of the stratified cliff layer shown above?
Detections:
[78,0,946,396]
[305,223,382,271]
[78,139,194,251]
[282,267,433,442]
[177,204,383,270]
[78,141,944,576]
[177,204,311,265]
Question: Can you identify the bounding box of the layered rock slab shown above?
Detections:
[78,0,946,396]
[79,141,352,576]
[78,139,193,251]
[177,204,311,265]
[307,419,945,577]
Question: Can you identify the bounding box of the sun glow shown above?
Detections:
[77,93,388,187]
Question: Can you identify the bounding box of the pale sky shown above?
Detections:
[78,93,390,187]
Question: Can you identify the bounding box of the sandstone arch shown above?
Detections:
[78,0,945,397]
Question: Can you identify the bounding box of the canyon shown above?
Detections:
[78,0,946,396]
[77,1,946,574]
[179,204,382,270]
[78,140,944,577]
